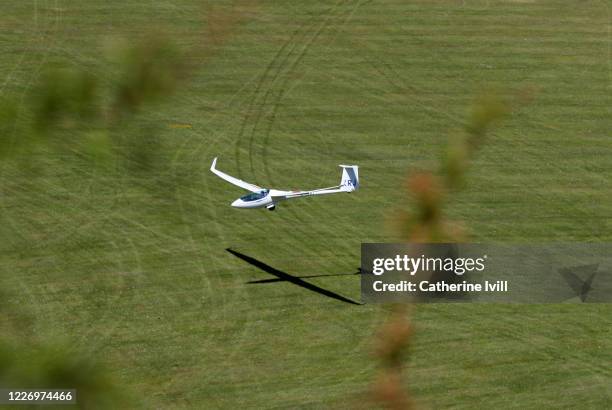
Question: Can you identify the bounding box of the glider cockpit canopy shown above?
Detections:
[240,189,269,202]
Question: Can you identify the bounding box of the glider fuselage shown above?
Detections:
[231,189,310,209]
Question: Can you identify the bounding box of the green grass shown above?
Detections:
[1,0,611,408]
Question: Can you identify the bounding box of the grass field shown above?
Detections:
[1,1,611,408]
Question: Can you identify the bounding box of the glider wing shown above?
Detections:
[210,158,263,193]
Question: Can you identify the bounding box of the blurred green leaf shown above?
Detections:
[32,69,98,132]
[110,37,184,116]
[465,92,509,145]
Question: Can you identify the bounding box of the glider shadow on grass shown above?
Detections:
[226,248,363,305]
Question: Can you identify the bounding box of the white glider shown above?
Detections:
[210,158,359,211]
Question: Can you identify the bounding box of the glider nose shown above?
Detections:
[231,199,243,208]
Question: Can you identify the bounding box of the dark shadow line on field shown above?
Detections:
[226,248,363,305]
[247,269,362,284]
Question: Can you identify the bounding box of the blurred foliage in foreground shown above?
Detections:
[371,92,522,409]
[393,92,520,243]
[0,285,132,408]
[0,3,257,406]
[0,37,185,177]
[0,35,189,408]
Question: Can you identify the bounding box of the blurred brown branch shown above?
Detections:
[371,305,414,410]
[371,90,524,409]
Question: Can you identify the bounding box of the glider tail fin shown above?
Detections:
[339,165,359,191]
